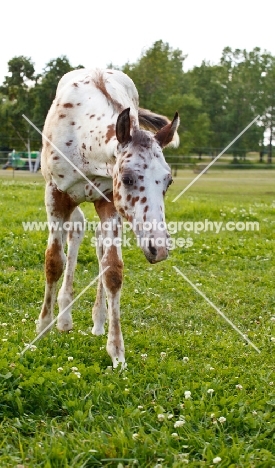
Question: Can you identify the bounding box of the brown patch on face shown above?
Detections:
[90,114,95,118]
[63,103,74,108]
[58,174,64,178]
[53,156,59,160]
[131,196,139,206]
[141,197,147,204]
[82,143,86,150]
[138,175,144,180]
[45,238,64,284]
[143,164,148,169]
[77,103,81,106]
[71,121,76,125]
[72,82,78,87]
[66,140,73,146]
[105,124,116,144]
[139,186,145,192]
[144,205,149,213]
[155,180,159,184]
[126,194,131,202]
[59,114,66,119]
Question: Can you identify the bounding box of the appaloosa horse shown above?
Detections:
[37,68,179,367]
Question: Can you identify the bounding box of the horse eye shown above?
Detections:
[122,176,134,186]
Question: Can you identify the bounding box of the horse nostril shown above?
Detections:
[148,240,157,256]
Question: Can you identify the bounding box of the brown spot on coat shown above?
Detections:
[103,245,123,293]
[63,103,74,108]
[82,143,86,150]
[141,197,147,203]
[45,238,64,284]
[59,114,66,118]
[51,185,76,218]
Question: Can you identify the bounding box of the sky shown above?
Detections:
[1,0,275,84]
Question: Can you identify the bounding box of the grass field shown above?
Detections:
[0,169,275,467]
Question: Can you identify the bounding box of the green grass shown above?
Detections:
[0,169,275,467]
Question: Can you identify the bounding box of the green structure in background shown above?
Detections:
[2,150,40,171]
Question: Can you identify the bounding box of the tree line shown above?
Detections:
[0,41,274,162]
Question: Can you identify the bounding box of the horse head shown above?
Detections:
[113,108,180,263]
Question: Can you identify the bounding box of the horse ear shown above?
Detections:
[154,112,180,148]
[116,108,132,145]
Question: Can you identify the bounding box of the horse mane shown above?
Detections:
[138,108,180,148]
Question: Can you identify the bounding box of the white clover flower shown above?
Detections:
[252,410,257,415]
[182,356,189,363]
[271,337,275,342]
[167,413,174,420]
[269,381,274,386]
[171,432,178,438]
[174,420,185,428]
[30,345,37,351]
[236,384,243,390]
[57,367,63,372]
[209,367,215,370]
[132,433,139,440]
[184,390,192,399]
[160,352,167,359]
[141,353,148,360]
[74,372,81,378]
[108,416,114,419]
[124,388,130,393]
[2,339,8,342]
[21,318,27,323]
[213,456,222,464]
[158,414,165,421]
[1,323,7,327]
[218,416,226,423]
[207,388,214,394]
[137,405,143,410]
[68,356,74,361]
[71,367,78,372]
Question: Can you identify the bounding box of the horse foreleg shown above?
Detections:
[37,182,76,335]
[57,207,85,331]
[92,224,107,335]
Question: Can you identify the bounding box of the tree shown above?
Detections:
[0,56,37,150]
[123,40,187,115]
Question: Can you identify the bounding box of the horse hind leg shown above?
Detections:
[57,207,85,331]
